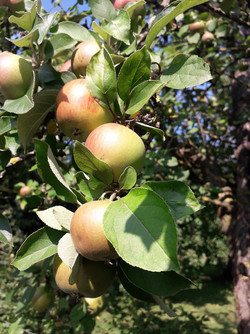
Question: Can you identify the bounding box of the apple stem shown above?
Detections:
[152,295,177,318]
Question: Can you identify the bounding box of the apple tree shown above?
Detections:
[1,0,247,332]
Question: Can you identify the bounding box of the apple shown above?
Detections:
[58,59,72,72]
[53,254,116,297]
[84,296,104,313]
[56,79,114,142]
[70,200,118,262]
[0,0,24,11]
[19,185,31,196]
[71,40,100,77]
[0,52,32,99]
[189,21,204,33]
[85,123,145,182]
[112,0,139,10]
[201,32,214,44]
[31,286,54,313]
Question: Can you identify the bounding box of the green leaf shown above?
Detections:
[8,0,37,31]
[0,149,11,171]
[142,181,202,220]
[16,286,36,313]
[8,317,24,334]
[44,33,77,61]
[35,140,78,204]
[2,72,36,114]
[36,206,74,231]
[119,166,137,190]
[145,0,209,48]
[119,259,193,297]
[118,265,154,302]
[101,10,131,45]
[136,122,165,139]
[17,89,58,149]
[92,22,109,43]
[86,47,117,110]
[126,80,164,115]
[58,233,78,269]
[89,0,117,22]
[125,0,146,18]
[74,142,113,185]
[117,46,151,102]
[36,12,59,45]
[12,227,65,271]
[0,213,12,244]
[76,172,106,201]
[104,187,179,272]
[7,28,39,47]
[52,21,95,42]
[4,133,19,155]
[161,54,212,89]
[0,117,16,135]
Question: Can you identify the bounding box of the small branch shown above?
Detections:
[199,4,250,28]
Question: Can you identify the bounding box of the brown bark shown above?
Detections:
[231,63,250,333]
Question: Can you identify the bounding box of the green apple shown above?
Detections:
[53,254,116,298]
[85,123,145,182]
[31,286,54,313]
[0,52,32,99]
[71,40,100,77]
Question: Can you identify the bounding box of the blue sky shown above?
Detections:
[41,0,88,13]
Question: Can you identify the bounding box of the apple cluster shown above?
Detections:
[189,20,214,44]
[52,0,146,298]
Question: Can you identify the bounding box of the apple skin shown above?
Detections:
[19,186,31,196]
[201,32,214,44]
[70,200,118,261]
[72,40,100,77]
[84,296,104,313]
[31,286,54,313]
[59,59,72,72]
[53,254,116,298]
[56,79,114,142]
[113,0,139,9]
[0,52,32,99]
[85,123,145,182]
[189,21,204,33]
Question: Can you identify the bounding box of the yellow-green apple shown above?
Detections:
[53,254,116,297]
[56,79,114,142]
[31,286,54,312]
[71,40,100,77]
[85,123,145,182]
[0,52,32,99]
[70,200,118,261]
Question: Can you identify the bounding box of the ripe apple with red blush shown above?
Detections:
[58,59,72,72]
[70,200,118,262]
[201,32,214,44]
[19,186,31,197]
[56,79,114,142]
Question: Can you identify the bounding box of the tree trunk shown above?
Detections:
[231,62,250,333]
